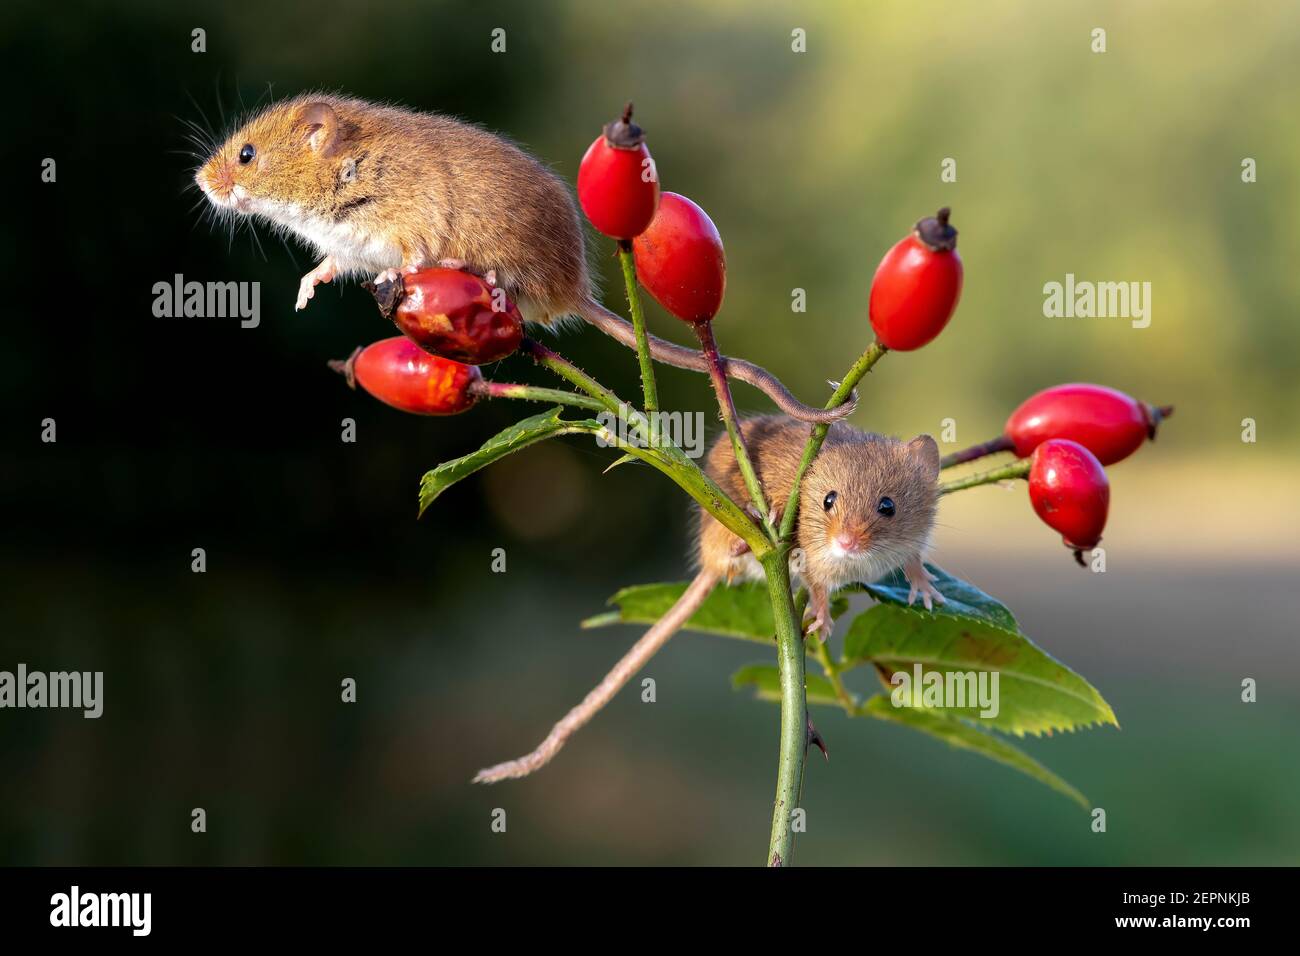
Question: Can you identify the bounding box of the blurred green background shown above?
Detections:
[1,0,1296,864]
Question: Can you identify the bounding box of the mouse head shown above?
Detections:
[799,434,941,580]
[195,97,358,216]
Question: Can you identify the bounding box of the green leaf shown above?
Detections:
[731,664,840,708]
[860,696,1088,809]
[583,581,776,644]
[418,407,601,516]
[846,563,1018,632]
[841,603,1117,736]
[582,580,848,644]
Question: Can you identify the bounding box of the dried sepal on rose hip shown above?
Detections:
[632,191,726,324]
[366,268,523,365]
[1027,438,1110,565]
[331,336,483,416]
[868,207,963,351]
[1005,383,1173,466]
[577,102,661,240]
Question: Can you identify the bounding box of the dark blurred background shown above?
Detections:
[0,0,1296,865]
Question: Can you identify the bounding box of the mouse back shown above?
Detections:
[196,94,592,309]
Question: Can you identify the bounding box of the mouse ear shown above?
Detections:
[296,102,339,155]
[907,435,941,478]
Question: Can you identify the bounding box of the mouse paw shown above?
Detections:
[904,559,945,612]
[802,600,833,642]
[436,259,497,287]
[372,267,402,286]
[295,256,337,312]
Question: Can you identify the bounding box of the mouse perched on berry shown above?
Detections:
[194,93,852,424]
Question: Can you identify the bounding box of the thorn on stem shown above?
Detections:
[806,714,829,761]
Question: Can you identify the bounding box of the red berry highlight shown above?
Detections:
[577,103,660,240]
[369,268,523,365]
[868,207,963,351]
[1028,439,1110,560]
[1005,383,1173,466]
[334,336,482,416]
[632,191,726,324]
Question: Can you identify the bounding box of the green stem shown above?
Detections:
[600,426,772,558]
[778,341,888,540]
[809,637,857,712]
[522,337,769,555]
[618,241,660,416]
[939,434,1015,469]
[477,381,607,413]
[763,549,806,867]
[520,337,624,416]
[938,458,1031,495]
[695,321,775,539]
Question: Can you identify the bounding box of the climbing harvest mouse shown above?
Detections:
[474,414,944,783]
[194,93,852,424]
[699,415,945,633]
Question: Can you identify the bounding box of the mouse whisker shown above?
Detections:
[243,218,269,263]
[213,72,227,130]
[182,92,218,146]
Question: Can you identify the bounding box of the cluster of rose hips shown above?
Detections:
[333,103,1169,566]
[960,384,1173,563]
[858,208,1170,563]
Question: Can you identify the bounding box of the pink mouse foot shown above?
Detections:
[436,259,497,286]
[802,596,833,642]
[295,256,337,311]
[904,559,945,612]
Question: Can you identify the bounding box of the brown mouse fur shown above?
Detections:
[194,93,854,424]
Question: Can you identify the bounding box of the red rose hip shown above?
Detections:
[369,268,523,365]
[1028,439,1110,560]
[632,192,726,323]
[333,336,482,416]
[868,207,963,351]
[577,103,660,240]
[1006,383,1173,466]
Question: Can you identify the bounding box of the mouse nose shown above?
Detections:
[831,530,870,557]
[197,160,234,198]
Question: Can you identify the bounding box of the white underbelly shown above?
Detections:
[252,198,404,275]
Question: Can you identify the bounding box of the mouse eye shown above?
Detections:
[238,144,256,165]
[877,496,896,517]
[822,491,838,512]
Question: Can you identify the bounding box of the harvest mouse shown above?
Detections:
[474,414,943,783]
[194,93,852,424]
[699,415,944,636]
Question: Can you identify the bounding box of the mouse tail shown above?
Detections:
[472,568,720,784]
[574,300,856,425]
